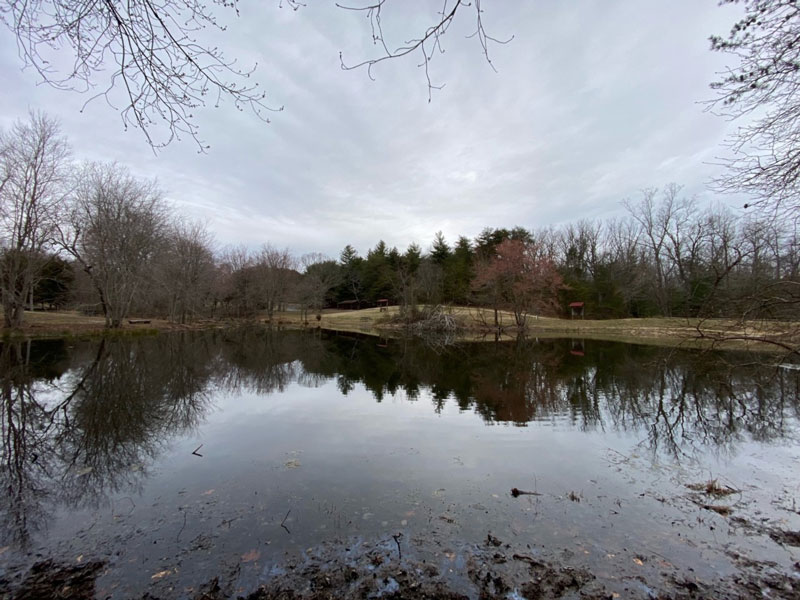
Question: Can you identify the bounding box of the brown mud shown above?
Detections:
[3,532,798,600]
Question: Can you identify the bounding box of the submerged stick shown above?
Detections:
[392,533,403,561]
[511,487,542,498]
[176,509,187,543]
[192,444,204,457]
[281,509,291,534]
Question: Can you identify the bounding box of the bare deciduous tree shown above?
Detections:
[0,112,70,328]
[623,185,692,316]
[214,245,257,317]
[60,163,168,328]
[158,220,216,324]
[298,253,340,321]
[256,244,296,321]
[710,0,800,214]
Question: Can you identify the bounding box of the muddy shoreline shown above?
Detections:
[4,527,799,600]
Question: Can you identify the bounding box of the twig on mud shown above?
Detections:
[192,444,204,457]
[281,509,291,534]
[176,509,187,543]
[392,533,403,561]
[221,515,242,529]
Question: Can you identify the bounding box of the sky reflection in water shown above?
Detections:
[0,329,798,597]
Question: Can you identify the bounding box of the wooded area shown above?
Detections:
[2,112,798,332]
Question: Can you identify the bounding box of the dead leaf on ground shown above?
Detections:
[0,546,9,555]
[241,549,260,562]
[201,489,215,496]
[285,459,301,469]
[633,558,644,566]
[151,569,173,580]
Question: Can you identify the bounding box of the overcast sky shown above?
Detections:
[0,1,746,258]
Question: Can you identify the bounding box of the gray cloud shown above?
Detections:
[0,1,747,258]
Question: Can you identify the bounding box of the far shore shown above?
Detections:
[2,306,797,352]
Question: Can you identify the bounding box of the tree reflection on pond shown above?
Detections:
[1,329,798,553]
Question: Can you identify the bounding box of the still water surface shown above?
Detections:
[0,329,798,597]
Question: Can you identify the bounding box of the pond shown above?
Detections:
[0,329,798,599]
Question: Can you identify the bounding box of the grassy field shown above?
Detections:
[0,310,210,339]
[313,306,798,350]
[3,306,797,351]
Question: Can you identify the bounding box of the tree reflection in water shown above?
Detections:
[316,333,800,458]
[0,335,213,549]
[1,329,798,550]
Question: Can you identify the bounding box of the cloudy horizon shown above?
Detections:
[0,1,748,259]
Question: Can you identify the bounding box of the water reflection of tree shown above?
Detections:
[0,335,214,549]
[3,329,799,550]
[304,334,800,459]
[56,335,215,509]
[0,340,71,549]
[216,328,301,394]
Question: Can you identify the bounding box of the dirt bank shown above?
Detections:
[4,531,798,600]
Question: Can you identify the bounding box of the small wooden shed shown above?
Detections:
[377,299,389,312]
[569,301,585,319]
[337,299,362,310]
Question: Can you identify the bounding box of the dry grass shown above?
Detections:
[700,504,733,517]
[4,306,798,351]
[318,306,797,350]
[21,310,107,326]
[2,309,222,338]
[686,479,739,498]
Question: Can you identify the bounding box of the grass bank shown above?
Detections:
[3,307,797,352]
[0,310,229,341]
[317,306,799,351]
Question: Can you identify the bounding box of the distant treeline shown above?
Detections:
[3,113,798,328]
[203,182,799,322]
[49,183,800,325]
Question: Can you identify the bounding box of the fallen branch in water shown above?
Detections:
[392,533,403,561]
[176,509,187,543]
[281,509,291,534]
[510,487,542,498]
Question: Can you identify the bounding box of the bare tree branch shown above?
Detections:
[708,0,800,215]
[1,0,283,151]
[337,0,512,102]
